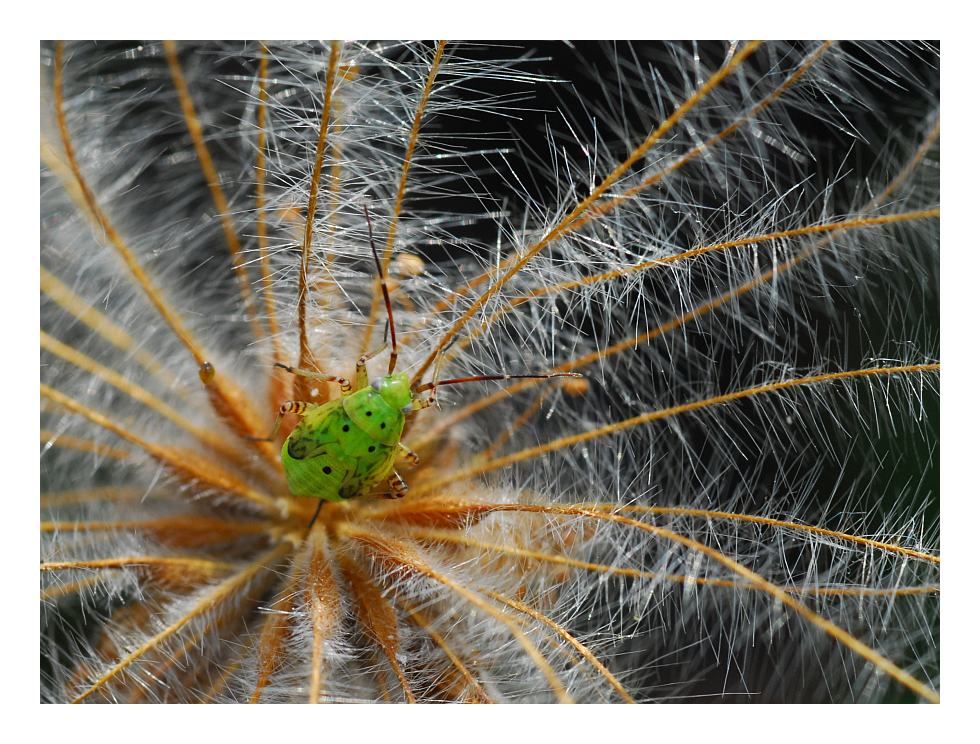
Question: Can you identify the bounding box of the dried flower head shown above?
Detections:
[41,40,939,703]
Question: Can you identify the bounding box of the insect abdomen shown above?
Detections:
[281,391,404,502]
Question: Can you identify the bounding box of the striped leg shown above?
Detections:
[382,471,408,499]
[355,339,390,390]
[247,400,312,442]
[274,363,351,395]
[398,443,420,467]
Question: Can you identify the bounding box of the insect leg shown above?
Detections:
[247,400,312,441]
[382,471,408,499]
[355,334,390,390]
[274,363,351,394]
[306,499,325,530]
[397,443,421,467]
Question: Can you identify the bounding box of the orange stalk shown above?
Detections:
[163,40,262,342]
[72,544,291,703]
[397,600,492,703]
[337,551,416,702]
[41,486,144,510]
[53,42,276,459]
[429,41,832,321]
[295,41,342,398]
[359,41,446,356]
[304,526,342,703]
[426,502,940,703]
[608,504,939,565]
[255,44,285,368]
[41,429,131,461]
[484,590,635,703]
[411,41,763,386]
[41,556,232,576]
[250,560,303,703]
[41,384,290,517]
[340,526,574,702]
[415,364,940,493]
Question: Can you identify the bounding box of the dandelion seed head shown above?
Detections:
[41,40,938,703]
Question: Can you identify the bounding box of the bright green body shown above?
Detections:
[281,373,411,502]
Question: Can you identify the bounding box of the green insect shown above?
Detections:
[257,207,580,527]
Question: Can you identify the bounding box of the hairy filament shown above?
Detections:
[71,544,290,703]
[608,504,940,565]
[163,41,262,342]
[483,590,635,703]
[398,600,492,703]
[40,266,187,397]
[250,560,303,703]
[411,41,763,385]
[202,641,254,702]
[410,130,941,445]
[341,526,574,702]
[53,43,275,456]
[41,516,271,537]
[41,429,132,461]
[360,40,446,356]
[872,117,941,208]
[295,40,342,397]
[566,41,835,231]
[127,565,281,704]
[41,384,288,517]
[41,556,232,575]
[337,551,416,702]
[415,364,940,492]
[41,486,144,510]
[318,65,360,286]
[41,331,247,467]
[437,502,940,703]
[255,45,285,373]
[403,525,663,581]
[41,575,104,601]
[304,526,342,703]
[429,41,832,320]
[54,42,204,367]
[401,525,935,596]
[476,385,557,461]
[447,209,938,366]
[548,209,938,307]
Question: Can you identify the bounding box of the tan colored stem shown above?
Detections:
[415,364,939,494]
[412,41,763,385]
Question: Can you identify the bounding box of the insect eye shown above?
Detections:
[371,380,381,390]
[401,405,412,414]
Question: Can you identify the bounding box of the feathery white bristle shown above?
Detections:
[41,41,939,703]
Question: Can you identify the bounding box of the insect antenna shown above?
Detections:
[414,372,583,395]
[364,205,398,374]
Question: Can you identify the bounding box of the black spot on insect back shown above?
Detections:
[342,424,350,433]
[322,466,332,475]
